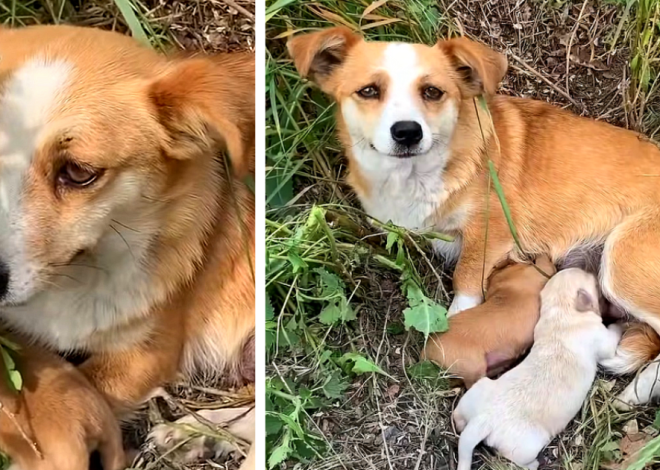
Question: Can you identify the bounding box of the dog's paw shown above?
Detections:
[148,407,254,464]
[149,423,211,462]
[447,294,482,317]
[612,362,660,411]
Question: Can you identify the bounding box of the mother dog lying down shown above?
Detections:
[288,27,660,406]
[0,24,255,465]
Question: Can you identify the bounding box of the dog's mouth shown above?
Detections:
[369,143,427,159]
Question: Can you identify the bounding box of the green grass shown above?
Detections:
[266,0,660,469]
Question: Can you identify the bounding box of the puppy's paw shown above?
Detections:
[148,407,254,464]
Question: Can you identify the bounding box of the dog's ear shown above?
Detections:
[438,37,507,98]
[575,288,598,313]
[148,55,255,178]
[287,27,361,92]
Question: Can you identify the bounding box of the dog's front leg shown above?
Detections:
[449,220,513,316]
[80,316,184,414]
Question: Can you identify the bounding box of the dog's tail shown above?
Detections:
[601,323,660,375]
[457,419,490,470]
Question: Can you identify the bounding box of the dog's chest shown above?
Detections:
[360,161,447,231]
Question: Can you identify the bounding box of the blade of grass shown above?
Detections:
[112,0,151,47]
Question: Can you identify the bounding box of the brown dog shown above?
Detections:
[423,256,556,388]
[0,345,125,470]
[288,28,660,406]
[0,25,255,466]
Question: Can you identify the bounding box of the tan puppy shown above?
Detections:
[453,268,622,470]
[288,28,660,406]
[0,345,124,470]
[423,256,556,388]
[0,25,255,467]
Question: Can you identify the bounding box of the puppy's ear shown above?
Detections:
[287,27,361,92]
[438,37,507,97]
[148,55,255,178]
[575,288,598,313]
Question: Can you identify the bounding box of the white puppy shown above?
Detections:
[453,268,622,470]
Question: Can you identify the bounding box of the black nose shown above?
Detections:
[390,121,423,147]
[0,262,8,301]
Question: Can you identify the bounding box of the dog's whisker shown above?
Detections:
[110,219,140,233]
[109,224,136,262]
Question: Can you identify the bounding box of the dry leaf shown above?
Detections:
[362,0,389,20]
[386,384,400,399]
[361,18,402,31]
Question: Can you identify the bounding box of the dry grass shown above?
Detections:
[1,2,255,469]
[266,0,660,469]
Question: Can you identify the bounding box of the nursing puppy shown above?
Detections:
[288,28,660,407]
[423,256,555,388]
[0,344,124,470]
[0,25,255,467]
[452,268,622,470]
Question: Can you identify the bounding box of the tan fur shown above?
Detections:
[0,24,254,466]
[0,344,124,470]
[289,28,660,370]
[423,256,556,388]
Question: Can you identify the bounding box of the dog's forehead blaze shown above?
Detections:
[0,58,72,207]
[330,41,458,98]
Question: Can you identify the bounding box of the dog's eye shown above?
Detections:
[58,162,102,188]
[422,86,443,101]
[357,85,379,99]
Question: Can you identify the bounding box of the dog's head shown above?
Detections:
[288,27,506,159]
[540,268,602,318]
[0,25,253,306]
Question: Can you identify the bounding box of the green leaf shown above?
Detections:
[403,284,448,339]
[341,352,394,379]
[318,298,356,325]
[266,293,275,321]
[266,415,283,435]
[653,409,660,430]
[626,433,660,470]
[0,348,15,371]
[386,231,399,253]
[315,268,344,297]
[408,361,441,380]
[268,441,292,469]
[288,250,308,273]
[322,372,349,399]
[8,371,21,392]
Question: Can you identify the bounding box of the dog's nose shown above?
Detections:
[390,121,423,147]
[0,262,8,301]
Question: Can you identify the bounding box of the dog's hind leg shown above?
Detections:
[600,213,660,407]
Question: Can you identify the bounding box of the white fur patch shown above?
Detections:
[448,293,482,317]
[0,59,72,305]
[614,357,660,410]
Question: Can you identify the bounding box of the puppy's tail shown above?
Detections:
[457,419,490,470]
[601,323,660,375]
